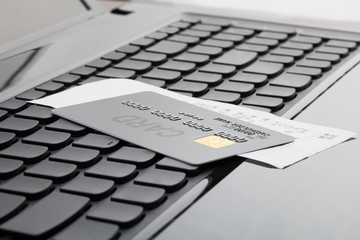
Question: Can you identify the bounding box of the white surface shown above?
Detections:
[30,79,355,168]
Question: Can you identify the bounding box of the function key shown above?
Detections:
[112,184,166,209]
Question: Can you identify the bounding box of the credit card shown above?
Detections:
[53,91,294,165]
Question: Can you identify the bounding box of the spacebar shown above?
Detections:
[0,192,89,238]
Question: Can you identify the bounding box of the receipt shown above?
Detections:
[31,79,356,168]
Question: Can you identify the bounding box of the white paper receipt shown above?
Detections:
[31,79,357,168]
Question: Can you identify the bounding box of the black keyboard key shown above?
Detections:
[223,28,255,37]
[147,40,187,56]
[191,24,222,33]
[199,63,236,76]
[85,161,136,183]
[135,168,186,192]
[114,59,152,73]
[167,80,208,95]
[290,35,322,45]
[116,45,140,55]
[108,146,157,168]
[73,133,121,153]
[215,81,255,96]
[97,68,136,79]
[0,142,48,163]
[260,54,295,66]
[143,69,181,83]
[236,43,269,54]
[0,192,89,238]
[46,118,87,136]
[146,32,168,40]
[213,50,257,68]
[188,45,222,57]
[87,201,144,227]
[16,89,46,101]
[174,52,210,65]
[246,37,279,47]
[35,81,65,94]
[201,39,234,49]
[243,61,284,77]
[180,29,211,39]
[315,46,349,57]
[183,72,222,85]
[156,157,201,176]
[0,132,15,149]
[200,90,241,104]
[306,52,341,64]
[159,60,196,73]
[242,95,284,112]
[53,74,81,85]
[0,158,23,179]
[112,184,166,209]
[131,38,155,48]
[130,52,167,64]
[281,42,313,52]
[69,66,97,77]
[85,59,112,70]
[287,66,322,79]
[25,160,77,183]
[23,129,71,149]
[136,77,166,88]
[296,59,332,71]
[0,175,52,199]
[50,146,100,167]
[230,72,268,87]
[0,192,25,223]
[53,218,119,240]
[271,48,304,59]
[0,117,39,136]
[256,86,296,101]
[212,33,244,43]
[101,51,126,62]
[270,73,312,91]
[0,110,7,120]
[257,31,288,41]
[168,35,200,44]
[0,99,27,113]
[158,26,179,35]
[325,39,357,50]
[201,17,230,27]
[15,105,55,123]
[61,175,114,200]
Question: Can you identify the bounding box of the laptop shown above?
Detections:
[0,0,359,239]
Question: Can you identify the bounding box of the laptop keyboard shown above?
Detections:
[0,14,359,239]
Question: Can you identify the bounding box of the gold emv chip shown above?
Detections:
[194,135,235,149]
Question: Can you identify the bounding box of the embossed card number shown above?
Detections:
[53,91,294,165]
